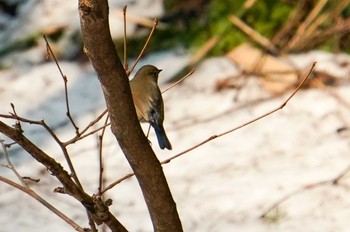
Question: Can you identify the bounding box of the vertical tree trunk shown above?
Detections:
[78,1,183,231]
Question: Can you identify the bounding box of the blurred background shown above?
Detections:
[1,1,350,232]
[2,0,350,67]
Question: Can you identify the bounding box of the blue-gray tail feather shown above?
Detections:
[152,124,172,150]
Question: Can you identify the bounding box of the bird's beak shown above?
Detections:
[158,69,162,74]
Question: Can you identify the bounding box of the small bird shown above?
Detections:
[130,65,172,150]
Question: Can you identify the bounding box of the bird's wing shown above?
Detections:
[149,97,163,126]
[132,91,150,122]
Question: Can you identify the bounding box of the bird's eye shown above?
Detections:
[153,71,158,77]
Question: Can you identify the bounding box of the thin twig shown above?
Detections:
[0,109,110,146]
[123,5,128,71]
[74,121,111,143]
[39,120,84,189]
[333,163,350,184]
[0,111,83,190]
[101,62,316,194]
[115,8,167,29]
[0,163,11,169]
[100,173,135,195]
[64,109,109,145]
[43,35,79,134]
[98,115,109,194]
[128,18,158,76]
[10,103,23,133]
[161,69,195,94]
[0,138,28,187]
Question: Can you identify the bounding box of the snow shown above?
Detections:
[1,1,350,232]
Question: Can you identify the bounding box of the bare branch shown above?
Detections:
[64,109,109,145]
[0,138,28,187]
[43,35,79,134]
[100,173,135,195]
[0,176,85,232]
[98,115,109,195]
[123,5,128,71]
[74,122,111,142]
[128,18,159,76]
[161,69,195,94]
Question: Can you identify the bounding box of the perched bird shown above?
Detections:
[130,65,172,150]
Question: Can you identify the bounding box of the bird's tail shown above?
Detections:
[152,123,172,150]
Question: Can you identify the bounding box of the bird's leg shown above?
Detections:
[146,124,151,137]
[146,124,152,146]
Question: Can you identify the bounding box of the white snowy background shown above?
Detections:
[1,1,350,232]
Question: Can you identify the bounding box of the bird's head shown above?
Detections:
[136,65,162,81]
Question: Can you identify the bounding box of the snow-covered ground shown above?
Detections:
[1,1,350,232]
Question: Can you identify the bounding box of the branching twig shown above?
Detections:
[101,62,316,194]
[63,109,109,145]
[1,138,28,187]
[75,122,111,143]
[43,35,79,135]
[0,111,84,190]
[0,109,110,147]
[10,103,23,133]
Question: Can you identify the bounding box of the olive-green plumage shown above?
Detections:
[130,65,172,150]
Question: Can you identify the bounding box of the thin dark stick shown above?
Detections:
[98,115,109,194]
[161,69,195,94]
[146,124,151,138]
[43,35,79,134]
[100,173,135,195]
[123,5,128,71]
[128,18,158,76]
[74,122,111,143]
